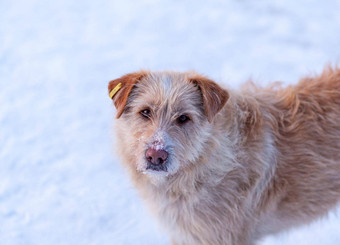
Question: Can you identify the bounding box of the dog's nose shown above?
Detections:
[145,148,168,165]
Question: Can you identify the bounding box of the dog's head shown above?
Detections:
[108,71,228,179]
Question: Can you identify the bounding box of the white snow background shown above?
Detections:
[1,0,340,244]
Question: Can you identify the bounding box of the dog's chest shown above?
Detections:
[149,190,216,244]
[157,198,199,243]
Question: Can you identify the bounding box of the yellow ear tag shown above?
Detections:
[109,83,122,99]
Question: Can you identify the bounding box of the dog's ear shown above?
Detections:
[108,71,147,118]
[188,75,229,123]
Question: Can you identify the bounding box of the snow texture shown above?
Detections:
[1,0,340,244]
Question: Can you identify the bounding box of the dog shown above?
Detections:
[108,67,340,245]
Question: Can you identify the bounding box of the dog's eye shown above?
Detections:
[177,115,190,125]
[140,109,151,119]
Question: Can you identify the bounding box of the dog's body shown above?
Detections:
[108,67,340,245]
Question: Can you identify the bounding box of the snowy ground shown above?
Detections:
[1,0,340,244]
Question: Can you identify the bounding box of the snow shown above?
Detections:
[1,0,340,244]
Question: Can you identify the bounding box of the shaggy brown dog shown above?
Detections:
[108,67,340,245]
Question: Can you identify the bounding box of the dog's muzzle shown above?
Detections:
[145,147,168,172]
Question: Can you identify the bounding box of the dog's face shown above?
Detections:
[108,71,228,179]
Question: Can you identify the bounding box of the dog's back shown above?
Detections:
[255,67,340,236]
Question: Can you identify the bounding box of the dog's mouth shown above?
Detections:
[146,162,168,172]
